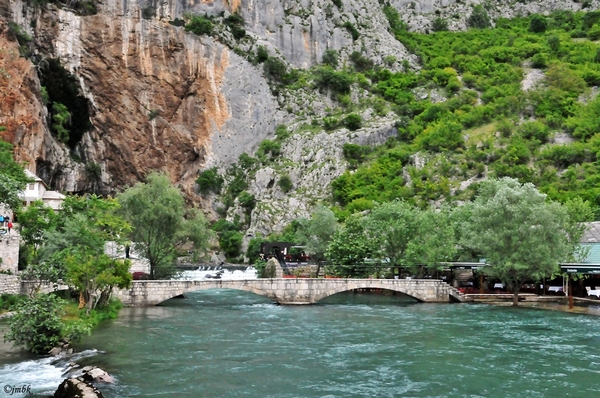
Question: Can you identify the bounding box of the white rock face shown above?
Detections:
[242,118,398,237]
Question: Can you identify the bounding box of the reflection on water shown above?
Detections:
[1,289,600,397]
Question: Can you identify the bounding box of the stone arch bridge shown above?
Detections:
[114,278,469,306]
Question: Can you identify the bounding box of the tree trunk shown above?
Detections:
[512,284,521,306]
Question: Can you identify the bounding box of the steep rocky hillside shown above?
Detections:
[1,0,599,259]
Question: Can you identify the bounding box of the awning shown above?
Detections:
[560,264,600,274]
[447,262,487,270]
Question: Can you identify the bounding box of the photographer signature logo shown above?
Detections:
[3,385,32,396]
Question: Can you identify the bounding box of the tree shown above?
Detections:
[39,197,133,312]
[16,200,58,255]
[5,294,65,354]
[461,178,583,306]
[363,201,456,277]
[117,173,212,279]
[296,205,338,277]
[326,214,376,277]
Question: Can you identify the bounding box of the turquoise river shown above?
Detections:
[1,290,600,397]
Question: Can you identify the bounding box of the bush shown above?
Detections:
[278,175,293,193]
[275,124,290,141]
[322,49,339,68]
[256,46,269,63]
[224,13,245,39]
[588,24,600,40]
[184,15,213,36]
[529,14,547,33]
[349,51,374,72]
[314,67,353,94]
[238,191,256,210]
[467,5,491,29]
[5,294,65,354]
[196,167,224,194]
[257,139,281,161]
[343,113,362,130]
[343,22,360,40]
[432,18,449,32]
[263,58,287,81]
[531,53,548,68]
[323,116,340,131]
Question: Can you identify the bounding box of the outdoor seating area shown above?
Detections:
[585,286,600,298]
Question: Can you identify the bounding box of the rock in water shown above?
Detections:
[81,367,115,384]
[53,378,104,398]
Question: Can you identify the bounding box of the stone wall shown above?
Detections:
[0,233,19,274]
[0,274,20,295]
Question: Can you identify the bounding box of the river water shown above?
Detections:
[2,289,600,397]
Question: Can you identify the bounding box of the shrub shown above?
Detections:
[529,14,547,33]
[196,167,224,194]
[224,13,246,39]
[432,18,449,32]
[263,58,287,81]
[332,0,342,8]
[322,49,339,68]
[547,35,561,52]
[278,174,293,193]
[531,53,548,68]
[275,124,290,141]
[238,191,256,210]
[323,116,340,130]
[5,294,65,354]
[518,120,549,143]
[588,24,600,40]
[467,5,491,29]
[343,22,360,40]
[349,51,374,72]
[383,6,407,32]
[256,46,269,63]
[313,67,353,94]
[52,103,71,144]
[184,15,213,36]
[343,143,371,167]
[257,139,281,161]
[343,113,362,130]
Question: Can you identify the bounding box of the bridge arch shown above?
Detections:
[311,282,423,303]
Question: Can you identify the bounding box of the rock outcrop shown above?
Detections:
[53,378,104,398]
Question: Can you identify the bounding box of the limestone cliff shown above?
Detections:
[0,0,597,237]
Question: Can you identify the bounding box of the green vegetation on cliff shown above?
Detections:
[330,11,600,217]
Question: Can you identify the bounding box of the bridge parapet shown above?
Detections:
[115,278,469,306]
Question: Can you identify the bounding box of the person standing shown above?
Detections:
[7,222,12,234]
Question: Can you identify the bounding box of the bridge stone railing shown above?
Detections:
[115,278,468,306]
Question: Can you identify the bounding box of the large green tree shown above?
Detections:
[362,201,456,277]
[295,205,338,277]
[461,178,584,306]
[38,196,132,312]
[117,172,212,279]
[326,214,377,277]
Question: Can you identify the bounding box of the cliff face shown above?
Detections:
[0,17,83,190]
[1,0,597,233]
